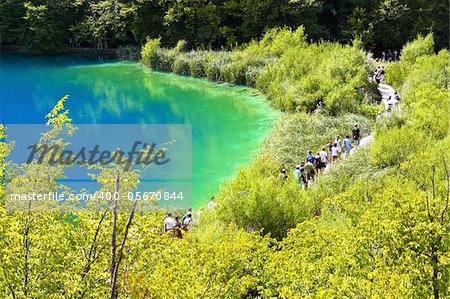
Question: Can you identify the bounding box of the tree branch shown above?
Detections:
[110,198,137,299]
[109,170,120,296]
[440,159,449,224]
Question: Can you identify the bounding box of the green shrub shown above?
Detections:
[256,41,371,114]
[141,38,161,68]
[384,61,411,90]
[259,26,307,57]
[401,135,450,190]
[370,126,425,167]
[400,33,434,64]
[172,53,190,75]
[409,82,450,140]
[244,65,265,87]
[400,50,450,103]
[187,51,207,77]
[204,51,231,82]
[216,154,315,240]
[360,103,383,119]
[173,39,186,52]
[221,60,246,85]
[154,48,176,71]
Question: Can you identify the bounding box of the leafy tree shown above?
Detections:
[341,6,374,48]
[72,0,134,48]
[0,0,27,44]
[400,33,435,64]
[23,0,82,50]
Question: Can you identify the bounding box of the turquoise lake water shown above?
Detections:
[0,53,277,207]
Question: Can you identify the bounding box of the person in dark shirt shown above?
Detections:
[352,124,361,148]
[306,150,316,164]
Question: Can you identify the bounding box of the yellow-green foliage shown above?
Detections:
[370,126,425,167]
[1,35,449,299]
[400,33,435,64]
[0,125,12,202]
[0,208,274,298]
[409,82,449,139]
[123,219,271,298]
[256,42,371,114]
[141,37,161,68]
[141,27,374,115]
[262,171,450,298]
[260,34,450,298]
[216,154,315,240]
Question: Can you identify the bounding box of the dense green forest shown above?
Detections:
[0,0,449,51]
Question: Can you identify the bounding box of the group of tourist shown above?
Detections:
[68,37,106,50]
[68,37,81,48]
[386,91,401,114]
[280,124,362,187]
[163,196,218,238]
[372,63,401,115]
[381,49,399,62]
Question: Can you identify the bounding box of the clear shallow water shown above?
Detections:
[0,53,277,207]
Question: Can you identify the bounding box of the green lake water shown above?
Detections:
[0,54,277,207]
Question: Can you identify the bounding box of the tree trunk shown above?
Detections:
[109,170,120,299]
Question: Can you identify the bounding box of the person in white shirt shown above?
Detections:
[163,213,177,231]
[181,208,195,226]
[207,196,218,210]
[331,143,339,165]
[335,135,342,158]
[196,206,204,218]
[182,212,195,230]
[318,148,328,173]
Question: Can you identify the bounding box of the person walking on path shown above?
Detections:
[207,196,218,210]
[164,213,177,232]
[380,66,385,82]
[319,148,328,173]
[327,140,333,157]
[174,216,183,238]
[352,124,361,148]
[331,143,339,166]
[306,150,316,166]
[375,66,381,83]
[181,208,194,227]
[335,135,342,158]
[343,135,352,157]
[304,160,315,186]
[314,153,322,173]
[182,212,195,230]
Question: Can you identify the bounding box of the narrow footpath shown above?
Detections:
[323,81,399,174]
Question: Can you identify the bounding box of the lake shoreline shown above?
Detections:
[0,45,119,57]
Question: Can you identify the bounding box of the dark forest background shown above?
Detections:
[1,0,449,53]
